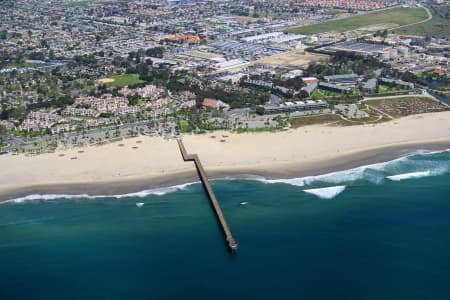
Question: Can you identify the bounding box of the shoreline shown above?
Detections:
[1,140,449,203]
[2,111,450,203]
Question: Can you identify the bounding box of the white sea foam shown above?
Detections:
[387,171,432,181]
[3,149,450,205]
[257,158,405,187]
[1,182,199,204]
[255,148,450,188]
[303,186,346,199]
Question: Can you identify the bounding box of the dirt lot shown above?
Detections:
[250,50,327,68]
[97,78,115,84]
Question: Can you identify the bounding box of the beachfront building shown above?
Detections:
[18,112,62,132]
[318,82,353,94]
[259,100,328,115]
[380,77,414,90]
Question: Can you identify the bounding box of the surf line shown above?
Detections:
[177,139,238,253]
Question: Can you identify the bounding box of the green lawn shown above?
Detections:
[393,8,450,39]
[106,74,145,88]
[287,8,428,34]
[66,0,92,7]
[310,88,341,99]
[178,120,192,133]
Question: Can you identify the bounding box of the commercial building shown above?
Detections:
[259,100,328,115]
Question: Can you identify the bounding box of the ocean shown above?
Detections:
[1,149,450,299]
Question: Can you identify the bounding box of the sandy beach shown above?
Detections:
[1,111,450,201]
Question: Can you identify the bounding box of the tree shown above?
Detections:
[0,125,7,144]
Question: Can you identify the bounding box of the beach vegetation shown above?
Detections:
[235,127,281,133]
[289,114,342,128]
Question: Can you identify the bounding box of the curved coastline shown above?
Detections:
[1,111,450,203]
[1,140,450,203]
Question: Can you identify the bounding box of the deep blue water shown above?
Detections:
[1,150,450,300]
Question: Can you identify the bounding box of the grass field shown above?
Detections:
[310,88,341,99]
[106,74,144,88]
[178,120,192,133]
[287,8,428,35]
[66,1,92,7]
[392,8,450,39]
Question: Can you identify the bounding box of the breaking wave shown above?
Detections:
[257,149,450,188]
[303,186,346,199]
[387,171,433,181]
[2,149,450,205]
[1,182,198,204]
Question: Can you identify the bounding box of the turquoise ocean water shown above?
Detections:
[1,149,450,299]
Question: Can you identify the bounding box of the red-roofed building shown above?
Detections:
[202,98,230,110]
[202,98,219,109]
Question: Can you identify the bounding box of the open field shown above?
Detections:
[393,8,450,39]
[365,96,448,118]
[66,0,92,7]
[250,50,326,67]
[287,8,428,35]
[106,74,144,88]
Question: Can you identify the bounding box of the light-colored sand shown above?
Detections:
[183,112,450,173]
[1,111,450,198]
[97,78,114,83]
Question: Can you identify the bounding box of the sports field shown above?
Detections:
[287,8,428,35]
[105,74,145,88]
